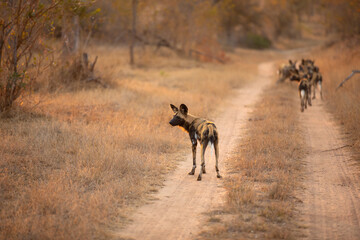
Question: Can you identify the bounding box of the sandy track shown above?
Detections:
[116,62,273,240]
[296,100,360,239]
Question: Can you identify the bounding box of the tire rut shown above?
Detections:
[296,100,360,239]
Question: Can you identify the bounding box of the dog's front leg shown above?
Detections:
[189,138,197,175]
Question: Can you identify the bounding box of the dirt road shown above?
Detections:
[116,62,274,240]
[115,55,360,240]
[296,100,360,239]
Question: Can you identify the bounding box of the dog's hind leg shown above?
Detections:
[214,139,222,178]
[202,141,207,174]
[189,140,197,175]
[319,80,323,100]
[197,140,208,181]
[312,82,316,99]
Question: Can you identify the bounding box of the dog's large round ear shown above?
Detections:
[170,104,178,113]
[179,104,188,115]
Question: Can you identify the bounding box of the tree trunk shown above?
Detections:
[61,6,69,56]
[73,15,80,53]
[130,0,137,65]
[61,11,80,56]
[0,33,4,67]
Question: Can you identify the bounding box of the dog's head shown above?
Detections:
[300,59,314,71]
[169,104,188,127]
[307,66,314,76]
[288,59,297,68]
[304,59,315,68]
[289,68,300,81]
[300,72,311,82]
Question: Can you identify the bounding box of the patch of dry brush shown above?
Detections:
[0,46,250,239]
[315,40,360,157]
[199,83,305,239]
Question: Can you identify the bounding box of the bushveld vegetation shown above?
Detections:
[1,0,359,239]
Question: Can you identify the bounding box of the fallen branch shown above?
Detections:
[85,76,108,88]
[336,70,360,90]
[321,145,351,152]
[126,32,225,63]
[189,49,225,64]
[90,56,98,72]
[80,53,106,88]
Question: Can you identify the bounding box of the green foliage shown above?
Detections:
[245,33,272,49]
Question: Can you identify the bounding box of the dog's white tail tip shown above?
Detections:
[300,89,305,98]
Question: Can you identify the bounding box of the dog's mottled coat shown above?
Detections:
[169,104,221,181]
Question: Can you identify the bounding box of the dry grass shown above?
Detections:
[0,45,256,239]
[310,39,360,156]
[198,83,305,239]
[195,39,359,240]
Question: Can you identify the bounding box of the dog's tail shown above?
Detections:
[208,124,216,144]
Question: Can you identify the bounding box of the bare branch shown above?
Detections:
[130,0,137,65]
[85,76,108,88]
[83,53,89,68]
[12,35,17,72]
[189,49,225,64]
[90,56,98,72]
[5,25,14,36]
[83,20,96,49]
[336,70,360,90]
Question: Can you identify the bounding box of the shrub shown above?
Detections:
[0,1,59,113]
[245,33,272,49]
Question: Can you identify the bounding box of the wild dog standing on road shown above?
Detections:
[289,68,312,112]
[299,59,314,73]
[298,74,311,112]
[169,104,222,181]
[309,66,323,100]
[277,60,297,83]
[300,59,323,100]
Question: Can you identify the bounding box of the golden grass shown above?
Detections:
[311,40,360,154]
[196,39,359,240]
[198,83,305,239]
[197,40,360,240]
[0,45,257,239]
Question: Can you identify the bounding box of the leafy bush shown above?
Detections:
[245,33,272,49]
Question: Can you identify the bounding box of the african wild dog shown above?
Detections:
[298,73,312,112]
[309,66,323,100]
[277,60,297,83]
[299,59,314,73]
[299,59,323,100]
[289,68,312,112]
[290,65,313,107]
[169,104,221,181]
